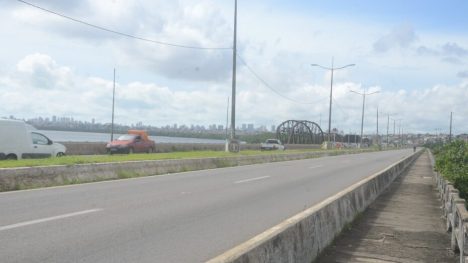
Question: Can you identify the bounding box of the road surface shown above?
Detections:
[0,149,412,262]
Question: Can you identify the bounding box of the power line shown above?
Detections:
[236,54,324,105]
[16,0,232,50]
[332,97,350,120]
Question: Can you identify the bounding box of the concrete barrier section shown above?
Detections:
[207,150,423,263]
[0,149,368,192]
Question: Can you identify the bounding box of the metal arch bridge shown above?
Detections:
[276,120,324,144]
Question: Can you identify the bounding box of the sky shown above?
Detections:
[0,0,467,135]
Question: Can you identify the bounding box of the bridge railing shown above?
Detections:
[433,154,468,263]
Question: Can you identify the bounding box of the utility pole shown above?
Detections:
[386,114,389,146]
[311,60,355,142]
[376,107,379,146]
[228,0,239,152]
[225,97,230,152]
[449,112,453,143]
[230,0,237,141]
[398,119,402,147]
[111,68,116,141]
[350,88,379,148]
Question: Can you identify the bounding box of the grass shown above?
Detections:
[0,147,383,169]
[0,149,331,169]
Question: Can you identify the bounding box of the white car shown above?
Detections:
[0,119,66,160]
[260,139,285,151]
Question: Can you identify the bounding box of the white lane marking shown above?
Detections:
[234,176,270,184]
[309,165,323,169]
[0,209,102,231]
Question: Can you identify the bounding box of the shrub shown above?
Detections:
[435,141,468,199]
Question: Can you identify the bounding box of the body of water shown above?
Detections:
[38,130,226,144]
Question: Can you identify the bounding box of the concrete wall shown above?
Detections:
[0,149,367,192]
[61,142,321,155]
[207,150,423,263]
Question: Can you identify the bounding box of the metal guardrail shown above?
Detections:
[432,151,468,263]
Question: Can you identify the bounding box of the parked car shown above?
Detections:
[106,130,155,154]
[0,119,66,160]
[260,139,285,151]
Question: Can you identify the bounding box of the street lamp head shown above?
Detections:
[336,64,356,70]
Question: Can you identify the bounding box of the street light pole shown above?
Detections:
[449,112,453,142]
[398,119,402,147]
[225,97,230,152]
[350,89,379,148]
[328,58,334,142]
[111,68,116,142]
[376,106,379,146]
[311,60,355,142]
[230,0,237,141]
[386,114,389,146]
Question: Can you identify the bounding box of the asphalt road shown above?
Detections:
[0,149,413,263]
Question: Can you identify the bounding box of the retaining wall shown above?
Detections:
[0,149,365,192]
[207,150,423,263]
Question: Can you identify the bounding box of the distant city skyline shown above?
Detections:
[4,115,463,137]
[13,115,277,134]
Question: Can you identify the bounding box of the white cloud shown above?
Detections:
[1,53,467,135]
[1,2,467,134]
[373,24,417,53]
[458,70,468,78]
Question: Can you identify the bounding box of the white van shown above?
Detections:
[0,119,66,160]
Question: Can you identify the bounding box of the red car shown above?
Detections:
[106,130,156,154]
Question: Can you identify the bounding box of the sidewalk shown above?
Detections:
[317,151,458,262]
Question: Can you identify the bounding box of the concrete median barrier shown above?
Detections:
[0,149,368,192]
[206,150,423,263]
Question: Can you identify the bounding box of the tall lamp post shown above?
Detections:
[111,68,116,141]
[391,118,402,147]
[228,0,239,152]
[311,59,355,142]
[350,88,379,148]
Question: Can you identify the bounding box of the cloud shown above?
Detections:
[14,53,74,90]
[1,2,467,134]
[457,70,468,78]
[442,42,468,57]
[1,53,467,134]
[373,24,417,53]
[441,57,464,65]
[8,0,233,82]
[416,42,468,65]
